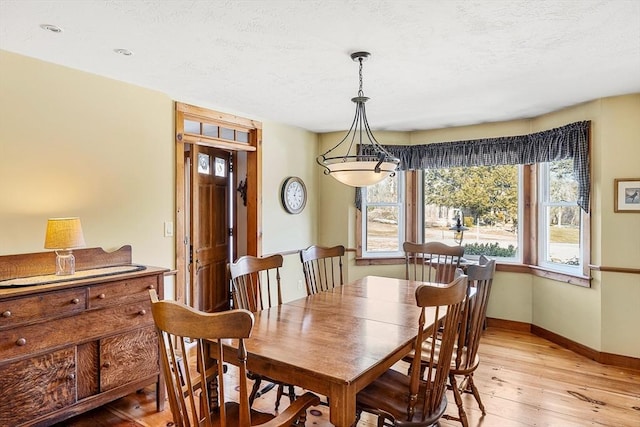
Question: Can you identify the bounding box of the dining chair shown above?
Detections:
[442,255,496,427]
[299,245,345,295]
[355,272,468,426]
[229,254,297,411]
[148,289,320,427]
[404,241,465,284]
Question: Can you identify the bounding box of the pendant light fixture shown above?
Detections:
[317,51,400,187]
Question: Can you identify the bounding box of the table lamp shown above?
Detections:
[44,217,86,275]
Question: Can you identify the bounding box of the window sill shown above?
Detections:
[355,257,591,287]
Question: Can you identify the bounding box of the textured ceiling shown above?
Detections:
[1,0,639,133]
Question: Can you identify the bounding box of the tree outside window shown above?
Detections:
[422,165,519,260]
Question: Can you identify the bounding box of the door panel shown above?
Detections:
[191,146,230,312]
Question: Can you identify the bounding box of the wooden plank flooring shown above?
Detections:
[54,327,640,426]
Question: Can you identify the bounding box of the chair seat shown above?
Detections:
[405,340,480,374]
[357,368,448,426]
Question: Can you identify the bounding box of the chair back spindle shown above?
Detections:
[404,241,464,283]
[299,245,345,295]
[229,254,283,311]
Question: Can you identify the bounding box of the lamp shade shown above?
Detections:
[326,161,397,187]
[44,217,86,250]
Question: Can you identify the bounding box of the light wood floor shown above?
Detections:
[54,327,640,426]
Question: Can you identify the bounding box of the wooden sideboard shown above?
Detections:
[0,246,168,427]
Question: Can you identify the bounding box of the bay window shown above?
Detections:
[357,121,591,286]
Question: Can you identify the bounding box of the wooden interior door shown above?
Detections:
[191,145,231,312]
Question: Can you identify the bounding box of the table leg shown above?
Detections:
[328,386,356,427]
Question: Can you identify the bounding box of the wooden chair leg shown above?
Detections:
[288,384,297,403]
[249,376,262,406]
[467,374,486,414]
[294,405,308,426]
[275,384,284,410]
[444,373,469,427]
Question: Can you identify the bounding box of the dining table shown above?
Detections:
[209,275,459,426]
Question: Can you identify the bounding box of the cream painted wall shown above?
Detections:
[261,121,318,302]
[0,51,174,276]
[597,96,640,357]
[529,96,640,357]
[317,94,640,357]
[0,50,319,305]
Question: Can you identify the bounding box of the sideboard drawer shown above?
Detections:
[0,300,153,363]
[0,288,86,330]
[0,346,76,427]
[88,275,158,308]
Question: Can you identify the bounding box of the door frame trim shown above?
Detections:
[175,102,262,304]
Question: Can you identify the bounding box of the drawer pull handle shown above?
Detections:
[16,338,27,346]
[71,298,80,304]
[138,309,147,316]
[103,362,111,368]
[148,285,155,290]
[2,310,10,318]
[68,373,75,380]
[98,293,106,299]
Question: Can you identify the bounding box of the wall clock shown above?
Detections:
[281,176,307,214]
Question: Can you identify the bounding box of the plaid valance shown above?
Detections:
[357,121,591,212]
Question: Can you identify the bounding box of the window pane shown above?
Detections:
[539,160,583,272]
[202,124,218,137]
[220,127,235,140]
[544,205,581,265]
[237,131,249,143]
[197,153,210,174]
[366,206,399,252]
[549,159,578,202]
[366,178,399,203]
[184,120,200,134]
[214,157,226,177]
[423,166,519,259]
[362,174,404,257]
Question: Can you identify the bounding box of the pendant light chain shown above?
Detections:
[358,57,365,97]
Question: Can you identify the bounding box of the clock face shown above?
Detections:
[281,177,307,214]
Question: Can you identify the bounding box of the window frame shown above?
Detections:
[359,173,406,258]
[419,164,524,265]
[537,161,587,275]
[356,165,591,287]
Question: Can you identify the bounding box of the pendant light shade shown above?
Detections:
[317,52,400,187]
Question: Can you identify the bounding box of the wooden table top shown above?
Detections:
[213,275,448,426]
